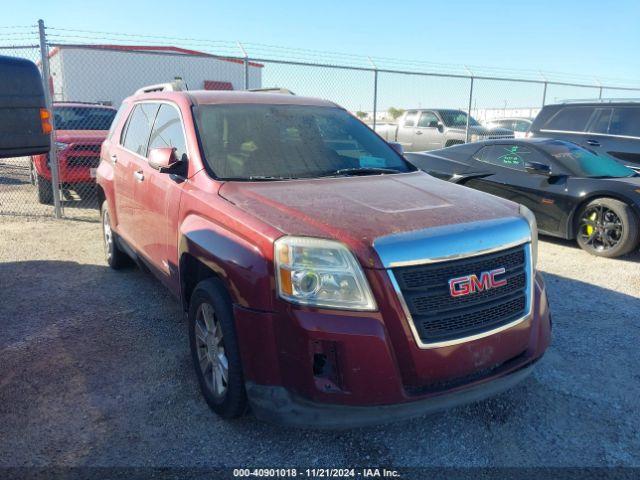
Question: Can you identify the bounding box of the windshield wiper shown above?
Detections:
[319,167,402,177]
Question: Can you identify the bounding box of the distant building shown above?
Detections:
[47,44,263,106]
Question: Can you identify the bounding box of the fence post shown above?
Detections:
[599,87,603,99]
[368,57,378,129]
[237,42,249,90]
[541,81,547,107]
[465,77,474,143]
[38,19,62,218]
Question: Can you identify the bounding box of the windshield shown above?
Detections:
[195,104,415,180]
[53,106,117,130]
[439,110,480,128]
[544,140,635,178]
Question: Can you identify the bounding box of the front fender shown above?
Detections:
[178,214,274,311]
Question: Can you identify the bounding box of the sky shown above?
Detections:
[3,0,639,112]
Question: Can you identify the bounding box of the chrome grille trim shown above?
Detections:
[374,217,534,349]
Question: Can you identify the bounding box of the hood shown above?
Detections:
[55,130,108,143]
[219,172,520,268]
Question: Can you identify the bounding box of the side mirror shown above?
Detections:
[388,141,404,155]
[525,161,552,176]
[148,147,181,173]
[0,55,51,158]
[437,122,444,133]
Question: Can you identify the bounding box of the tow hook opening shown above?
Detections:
[311,341,343,392]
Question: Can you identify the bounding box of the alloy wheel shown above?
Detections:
[578,205,623,252]
[194,302,229,398]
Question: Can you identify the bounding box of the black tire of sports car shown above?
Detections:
[575,197,639,258]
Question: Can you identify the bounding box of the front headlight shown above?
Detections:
[274,236,377,311]
[470,133,481,142]
[55,141,69,151]
[519,204,538,268]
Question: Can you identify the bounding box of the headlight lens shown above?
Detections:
[55,141,69,151]
[519,204,538,268]
[470,133,481,142]
[274,236,377,311]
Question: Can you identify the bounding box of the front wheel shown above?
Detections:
[34,172,53,205]
[189,278,247,419]
[576,198,639,258]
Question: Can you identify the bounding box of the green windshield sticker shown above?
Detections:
[496,146,530,165]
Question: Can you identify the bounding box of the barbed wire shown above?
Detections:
[6,24,637,90]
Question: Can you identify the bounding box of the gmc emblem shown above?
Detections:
[449,267,507,297]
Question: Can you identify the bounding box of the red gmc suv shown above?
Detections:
[30,102,116,203]
[96,89,551,428]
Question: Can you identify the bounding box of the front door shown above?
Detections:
[135,103,188,293]
[465,143,572,234]
[415,111,444,150]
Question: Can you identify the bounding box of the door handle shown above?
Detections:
[586,139,600,146]
[415,130,423,135]
[110,154,118,164]
[133,170,144,182]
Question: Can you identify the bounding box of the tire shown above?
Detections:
[575,197,639,258]
[189,278,247,419]
[101,200,132,269]
[35,173,53,205]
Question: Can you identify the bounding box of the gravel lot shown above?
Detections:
[0,214,639,469]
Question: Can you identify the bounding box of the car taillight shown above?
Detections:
[40,108,52,134]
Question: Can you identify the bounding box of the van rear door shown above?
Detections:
[0,55,50,158]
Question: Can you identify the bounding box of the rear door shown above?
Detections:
[135,103,188,290]
[113,102,159,248]
[587,106,640,171]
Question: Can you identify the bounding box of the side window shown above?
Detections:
[588,108,612,134]
[609,107,640,138]
[474,144,544,171]
[543,107,594,132]
[148,104,188,161]
[122,103,159,156]
[403,111,418,127]
[417,111,439,128]
[108,104,127,141]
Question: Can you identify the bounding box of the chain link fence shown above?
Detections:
[1,21,640,220]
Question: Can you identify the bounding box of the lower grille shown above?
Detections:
[392,245,529,345]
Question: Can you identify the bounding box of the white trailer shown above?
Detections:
[48,45,263,106]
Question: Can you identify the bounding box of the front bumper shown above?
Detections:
[247,362,535,429]
[234,272,551,428]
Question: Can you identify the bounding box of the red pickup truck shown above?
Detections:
[30,102,116,203]
[97,89,551,428]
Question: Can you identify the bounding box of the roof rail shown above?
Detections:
[559,98,640,104]
[248,87,296,95]
[53,100,113,106]
[135,78,187,95]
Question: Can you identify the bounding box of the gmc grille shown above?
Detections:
[392,245,529,345]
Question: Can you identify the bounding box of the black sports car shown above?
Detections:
[405,138,640,258]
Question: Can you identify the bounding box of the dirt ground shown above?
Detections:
[0,215,639,468]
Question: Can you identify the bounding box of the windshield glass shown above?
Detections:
[544,140,635,178]
[195,104,414,180]
[53,106,117,130]
[439,110,480,128]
